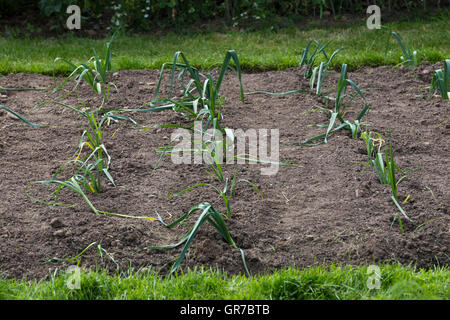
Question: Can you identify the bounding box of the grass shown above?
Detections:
[0,264,448,300]
[0,19,449,75]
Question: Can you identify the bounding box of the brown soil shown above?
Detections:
[0,62,449,280]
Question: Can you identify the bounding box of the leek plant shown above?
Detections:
[23,101,155,220]
[149,202,250,275]
[149,138,262,275]
[294,64,370,146]
[25,177,156,220]
[360,130,412,233]
[245,40,341,98]
[144,50,247,170]
[151,140,289,275]
[300,40,340,79]
[167,140,263,220]
[300,40,343,95]
[431,59,449,100]
[53,35,118,108]
[0,86,47,92]
[135,50,244,130]
[35,100,137,194]
[0,105,48,128]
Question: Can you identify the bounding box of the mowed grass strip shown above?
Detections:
[0,19,449,75]
[1,264,448,300]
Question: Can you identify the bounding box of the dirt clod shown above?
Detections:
[49,218,65,229]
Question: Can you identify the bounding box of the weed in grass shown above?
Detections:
[47,242,120,270]
[384,30,418,69]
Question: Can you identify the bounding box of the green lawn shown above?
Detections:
[0,19,448,75]
[1,264,449,300]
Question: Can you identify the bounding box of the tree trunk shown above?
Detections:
[224,0,231,22]
[329,0,336,18]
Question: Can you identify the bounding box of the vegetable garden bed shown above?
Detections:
[0,60,448,280]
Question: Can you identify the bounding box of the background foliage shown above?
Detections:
[0,0,446,34]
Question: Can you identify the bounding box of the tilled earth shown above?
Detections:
[0,62,449,280]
